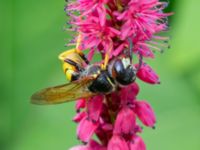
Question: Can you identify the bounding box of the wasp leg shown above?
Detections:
[101,45,112,70]
[102,53,109,70]
[64,58,84,72]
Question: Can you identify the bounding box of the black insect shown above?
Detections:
[31,39,142,104]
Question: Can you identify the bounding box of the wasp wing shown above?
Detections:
[31,77,96,105]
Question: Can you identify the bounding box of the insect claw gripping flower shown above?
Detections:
[65,0,172,149]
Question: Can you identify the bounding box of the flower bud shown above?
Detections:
[135,100,156,127]
[129,136,146,150]
[77,117,98,142]
[114,107,136,135]
[136,63,160,84]
[75,99,86,111]
[87,95,103,122]
[73,111,87,123]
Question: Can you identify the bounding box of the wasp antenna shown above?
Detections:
[128,38,133,62]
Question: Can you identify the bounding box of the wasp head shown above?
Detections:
[111,57,137,86]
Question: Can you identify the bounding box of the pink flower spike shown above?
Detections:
[77,117,98,142]
[108,135,129,150]
[87,95,103,122]
[65,0,172,148]
[113,107,136,135]
[135,100,156,127]
[136,63,160,84]
[73,111,87,123]
[129,136,146,150]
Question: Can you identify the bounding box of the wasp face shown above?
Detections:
[112,57,137,86]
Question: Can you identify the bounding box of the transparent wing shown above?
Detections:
[31,77,96,105]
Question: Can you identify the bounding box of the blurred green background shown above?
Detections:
[0,0,200,150]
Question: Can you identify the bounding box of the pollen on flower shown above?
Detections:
[64,0,172,149]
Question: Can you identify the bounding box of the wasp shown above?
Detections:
[31,39,142,105]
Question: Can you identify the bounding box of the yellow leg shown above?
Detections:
[59,34,82,61]
[102,45,112,70]
[102,53,109,70]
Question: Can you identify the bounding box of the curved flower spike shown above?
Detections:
[65,0,171,148]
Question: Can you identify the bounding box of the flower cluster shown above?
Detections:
[65,0,171,149]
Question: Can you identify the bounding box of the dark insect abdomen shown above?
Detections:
[88,71,114,94]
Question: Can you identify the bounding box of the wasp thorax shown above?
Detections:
[112,58,136,85]
[88,71,114,93]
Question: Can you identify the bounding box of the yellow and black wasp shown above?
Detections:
[31,37,142,105]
